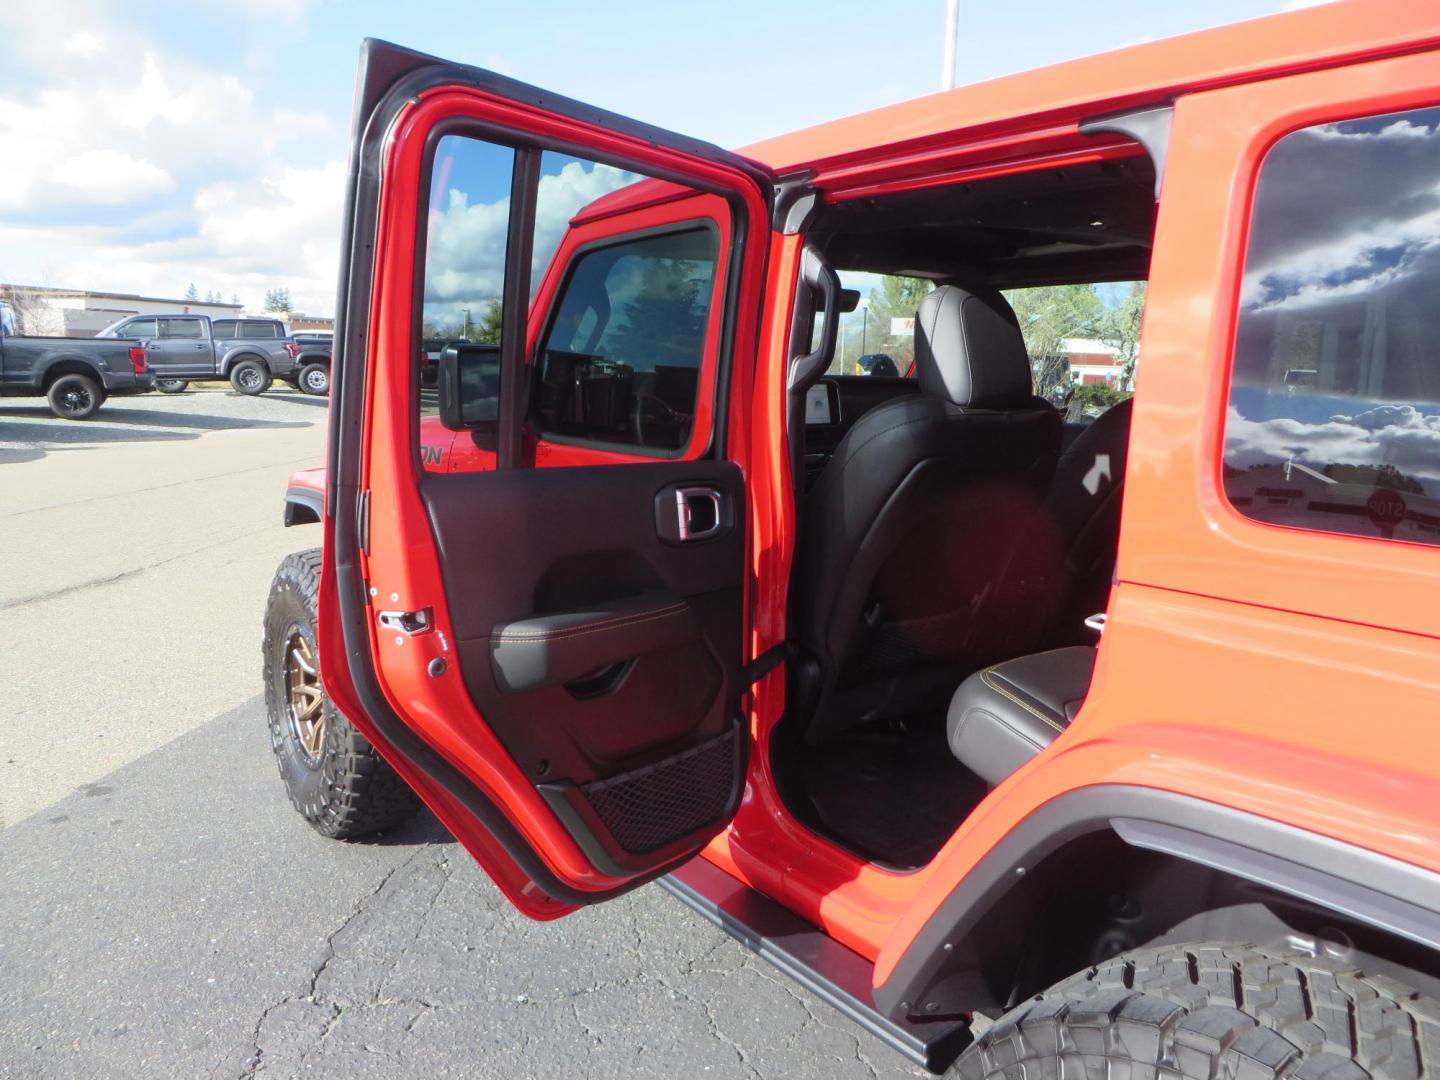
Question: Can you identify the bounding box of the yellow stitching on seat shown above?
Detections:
[979,668,1065,734]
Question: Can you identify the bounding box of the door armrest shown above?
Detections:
[490,592,696,693]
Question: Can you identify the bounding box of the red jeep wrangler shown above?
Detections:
[265,9,1440,1075]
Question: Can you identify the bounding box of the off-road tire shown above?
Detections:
[229,359,272,395]
[263,548,420,838]
[46,373,103,419]
[952,943,1440,1080]
[155,378,188,393]
[298,362,330,396]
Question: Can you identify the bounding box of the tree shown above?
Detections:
[0,283,61,335]
[862,275,933,371]
[1005,284,1103,401]
[231,293,241,306]
[604,260,707,369]
[184,283,199,301]
[264,287,293,313]
[1097,282,1146,389]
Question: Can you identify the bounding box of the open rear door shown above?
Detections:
[320,39,773,918]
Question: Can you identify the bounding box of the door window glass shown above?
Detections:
[532,227,718,453]
[159,318,203,339]
[122,317,158,340]
[1223,105,1440,546]
[419,134,516,471]
[241,320,278,338]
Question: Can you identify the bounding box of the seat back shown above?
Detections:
[1042,397,1134,644]
[794,285,1063,744]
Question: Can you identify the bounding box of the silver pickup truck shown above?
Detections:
[0,300,155,419]
[97,314,300,395]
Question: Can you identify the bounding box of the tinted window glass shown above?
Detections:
[419,135,516,463]
[241,320,279,338]
[1223,106,1440,545]
[122,317,158,339]
[212,319,238,338]
[533,227,718,452]
[159,318,203,339]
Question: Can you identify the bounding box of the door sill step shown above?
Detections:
[660,857,971,1073]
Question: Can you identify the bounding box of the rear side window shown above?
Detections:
[212,319,238,338]
[241,320,279,338]
[159,318,203,339]
[532,227,718,453]
[1223,105,1440,545]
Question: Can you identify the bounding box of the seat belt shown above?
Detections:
[740,641,795,687]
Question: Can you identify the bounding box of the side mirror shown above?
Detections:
[438,343,502,435]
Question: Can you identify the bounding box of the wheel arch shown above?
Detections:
[284,486,324,527]
[41,358,104,387]
[874,785,1440,1020]
[221,350,269,375]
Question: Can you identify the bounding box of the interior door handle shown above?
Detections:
[654,484,727,545]
[675,487,722,541]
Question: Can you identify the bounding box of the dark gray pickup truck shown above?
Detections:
[97,313,300,395]
[0,301,155,419]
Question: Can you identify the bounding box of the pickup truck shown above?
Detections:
[0,300,154,419]
[96,314,299,395]
[289,331,332,396]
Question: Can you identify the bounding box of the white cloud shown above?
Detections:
[421,158,638,330]
[0,2,339,313]
[1283,0,1333,10]
[61,30,105,57]
[1225,404,1440,492]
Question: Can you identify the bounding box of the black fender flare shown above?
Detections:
[283,486,324,527]
[874,784,1440,1018]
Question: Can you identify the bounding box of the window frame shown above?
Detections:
[410,118,744,475]
[1218,103,1440,552]
[527,217,725,460]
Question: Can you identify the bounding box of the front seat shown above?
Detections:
[793,285,1064,745]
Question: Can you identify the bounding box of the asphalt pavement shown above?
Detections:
[0,389,922,1078]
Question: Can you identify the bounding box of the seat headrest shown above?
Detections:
[914,285,1034,408]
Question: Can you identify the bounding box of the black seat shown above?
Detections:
[946,646,1095,786]
[1042,398,1134,644]
[794,285,1063,745]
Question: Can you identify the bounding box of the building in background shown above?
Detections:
[286,312,335,333]
[1064,337,1129,388]
[0,285,242,338]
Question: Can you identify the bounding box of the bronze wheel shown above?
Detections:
[263,549,419,838]
[283,628,325,765]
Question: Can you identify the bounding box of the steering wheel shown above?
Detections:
[633,392,681,448]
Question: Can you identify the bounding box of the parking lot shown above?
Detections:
[0,391,920,1079]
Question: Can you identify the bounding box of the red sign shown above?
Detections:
[1366,488,1407,537]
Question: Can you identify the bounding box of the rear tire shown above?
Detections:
[46,373,103,419]
[155,378,188,394]
[229,359,271,395]
[262,549,420,838]
[951,942,1440,1080]
[298,362,330,396]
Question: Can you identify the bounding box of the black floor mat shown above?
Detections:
[799,715,988,870]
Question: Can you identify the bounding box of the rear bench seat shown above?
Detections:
[945,646,1095,786]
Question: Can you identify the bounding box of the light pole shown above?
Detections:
[942,0,959,91]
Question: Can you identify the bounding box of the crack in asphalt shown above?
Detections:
[235,844,438,1078]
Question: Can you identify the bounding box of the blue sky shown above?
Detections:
[0,0,1323,315]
